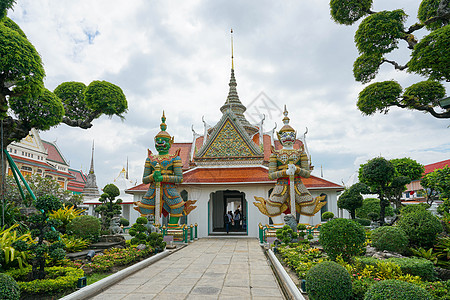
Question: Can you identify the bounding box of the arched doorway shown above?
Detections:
[209,190,247,235]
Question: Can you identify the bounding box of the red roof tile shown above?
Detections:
[424,159,450,174]
[42,141,67,165]
[169,143,192,170]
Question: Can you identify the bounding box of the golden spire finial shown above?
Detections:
[231,28,234,70]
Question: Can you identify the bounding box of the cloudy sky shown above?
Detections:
[8,0,449,189]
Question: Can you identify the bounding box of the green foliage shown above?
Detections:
[357,81,403,115]
[354,218,371,226]
[402,80,446,108]
[355,10,406,55]
[387,257,437,281]
[329,0,373,25]
[278,243,327,278]
[84,80,127,117]
[0,202,25,231]
[421,280,450,300]
[147,232,166,252]
[353,53,383,83]
[319,218,366,261]
[410,247,438,265]
[306,261,352,300]
[356,198,394,219]
[0,224,32,270]
[84,246,153,273]
[329,0,450,118]
[129,217,149,245]
[53,81,88,120]
[49,204,86,231]
[418,0,448,30]
[391,158,424,181]
[364,279,432,300]
[400,203,429,215]
[434,236,450,268]
[338,183,369,219]
[423,165,450,205]
[321,211,334,220]
[10,88,64,130]
[0,273,20,300]
[66,215,101,242]
[276,225,298,244]
[371,226,408,253]
[409,25,450,81]
[119,217,129,227]
[7,266,83,294]
[60,234,90,252]
[95,183,122,232]
[398,209,442,248]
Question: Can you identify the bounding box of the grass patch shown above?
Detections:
[86,273,110,285]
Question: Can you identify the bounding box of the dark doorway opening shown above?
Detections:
[210,190,247,235]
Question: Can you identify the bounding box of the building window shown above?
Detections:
[21,166,32,171]
[14,149,17,154]
[37,169,42,173]
[45,175,52,179]
[320,193,329,221]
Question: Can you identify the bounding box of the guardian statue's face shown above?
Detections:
[155,136,171,154]
[279,131,296,147]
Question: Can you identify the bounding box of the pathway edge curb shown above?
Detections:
[60,247,183,300]
[266,248,306,300]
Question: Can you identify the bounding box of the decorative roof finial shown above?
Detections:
[279,105,295,133]
[231,28,234,70]
[155,110,172,140]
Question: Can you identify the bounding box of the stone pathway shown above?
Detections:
[91,238,285,300]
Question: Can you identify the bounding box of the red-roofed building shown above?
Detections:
[125,65,344,238]
[403,159,450,202]
[6,128,85,193]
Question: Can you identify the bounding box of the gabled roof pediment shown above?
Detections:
[195,112,263,159]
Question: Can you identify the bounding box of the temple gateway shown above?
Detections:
[126,57,344,238]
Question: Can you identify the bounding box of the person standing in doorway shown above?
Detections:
[234,209,241,230]
[224,211,231,234]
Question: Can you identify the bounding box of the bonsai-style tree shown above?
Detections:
[329,0,450,119]
[337,183,369,219]
[389,158,424,208]
[13,195,65,280]
[94,184,122,232]
[0,1,127,177]
[359,157,396,225]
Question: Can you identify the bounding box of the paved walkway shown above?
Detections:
[91,238,285,300]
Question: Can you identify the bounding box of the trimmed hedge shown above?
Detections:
[7,266,84,294]
[0,273,20,300]
[306,261,352,300]
[356,198,394,219]
[364,279,432,300]
[371,226,408,253]
[354,218,371,226]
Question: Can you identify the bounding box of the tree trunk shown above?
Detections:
[350,210,356,219]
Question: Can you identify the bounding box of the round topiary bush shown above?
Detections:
[364,279,432,300]
[306,261,352,300]
[398,210,442,248]
[322,211,334,220]
[319,218,366,261]
[66,215,101,242]
[0,273,20,300]
[371,226,409,253]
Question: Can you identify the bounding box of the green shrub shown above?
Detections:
[400,203,430,215]
[398,210,442,248]
[119,217,129,227]
[129,217,149,245]
[319,218,366,261]
[354,218,371,226]
[371,226,408,253]
[358,257,437,281]
[7,266,83,294]
[0,273,20,300]
[148,232,166,252]
[387,257,437,281]
[356,198,394,219]
[66,215,101,242]
[60,234,90,252]
[276,225,298,244]
[306,261,352,300]
[421,280,450,300]
[322,211,334,220]
[364,279,432,300]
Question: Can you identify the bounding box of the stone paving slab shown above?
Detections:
[90,238,284,300]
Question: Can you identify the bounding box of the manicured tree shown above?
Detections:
[94,184,122,232]
[306,261,352,300]
[422,165,450,206]
[13,195,65,280]
[337,183,369,219]
[398,209,442,248]
[0,2,127,179]
[329,0,450,119]
[319,218,366,261]
[359,157,395,224]
[128,217,149,245]
[389,158,424,208]
[356,198,395,220]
